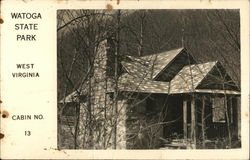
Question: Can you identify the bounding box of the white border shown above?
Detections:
[0,0,249,159]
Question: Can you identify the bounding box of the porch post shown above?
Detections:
[229,96,233,124]
[191,98,196,148]
[225,95,232,148]
[183,100,187,142]
[236,96,241,139]
[201,95,206,148]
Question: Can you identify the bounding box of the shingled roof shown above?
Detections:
[122,48,184,79]
[169,61,217,93]
[60,47,240,103]
[118,73,170,94]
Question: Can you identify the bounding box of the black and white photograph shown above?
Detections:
[57,9,241,150]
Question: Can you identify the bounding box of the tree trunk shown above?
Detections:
[112,10,121,149]
[87,59,93,149]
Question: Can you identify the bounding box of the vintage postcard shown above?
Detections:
[0,0,249,159]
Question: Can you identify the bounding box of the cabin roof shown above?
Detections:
[60,47,240,103]
[118,73,170,94]
[122,48,184,79]
[119,61,240,95]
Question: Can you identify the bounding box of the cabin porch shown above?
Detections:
[159,93,241,149]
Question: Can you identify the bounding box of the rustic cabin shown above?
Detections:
[59,40,240,149]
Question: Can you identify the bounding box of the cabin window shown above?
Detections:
[212,97,226,123]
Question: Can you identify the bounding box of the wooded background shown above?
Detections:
[57,9,240,101]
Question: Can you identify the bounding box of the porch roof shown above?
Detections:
[169,61,217,93]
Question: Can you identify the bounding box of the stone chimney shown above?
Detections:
[91,39,126,149]
[93,38,116,80]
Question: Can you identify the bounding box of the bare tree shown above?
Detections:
[57,9,240,150]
